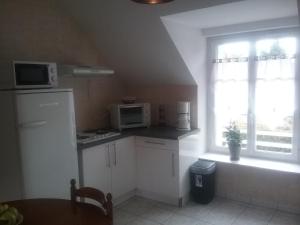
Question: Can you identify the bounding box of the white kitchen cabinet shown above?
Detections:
[111,136,136,199]
[136,137,179,205]
[82,144,111,194]
[81,136,136,203]
[81,135,195,207]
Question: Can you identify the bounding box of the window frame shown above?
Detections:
[207,28,300,163]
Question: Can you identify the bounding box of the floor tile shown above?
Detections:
[232,205,275,225]
[151,201,178,212]
[140,205,174,223]
[115,196,300,225]
[175,200,215,221]
[268,211,300,225]
[118,197,154,216]
[114,209,138,225]
[204,199,247,225]
[163,214,206,225]
[130,217,162,225]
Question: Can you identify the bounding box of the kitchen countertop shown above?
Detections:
[77,126,200,150]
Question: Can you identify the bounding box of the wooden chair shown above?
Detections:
[70,179,113,224]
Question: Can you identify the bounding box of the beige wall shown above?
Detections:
[0,0,198,130]
[0,0,124,130]
[125,85,198,128]
[1,0,296,131]
[59,77,123,130]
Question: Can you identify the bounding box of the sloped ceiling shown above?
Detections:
[58,0,242,85]
[58,0,298,85]
[163,0,298,28]
[161,0,298,84]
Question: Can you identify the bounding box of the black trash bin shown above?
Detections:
[190,159,216,204]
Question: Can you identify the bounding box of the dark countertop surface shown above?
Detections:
[77,126,200,150]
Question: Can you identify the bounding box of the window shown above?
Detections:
[208,30,299,162]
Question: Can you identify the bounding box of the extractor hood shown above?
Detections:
[58,65,115,77]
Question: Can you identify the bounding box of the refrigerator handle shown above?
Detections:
[19,120,47,129]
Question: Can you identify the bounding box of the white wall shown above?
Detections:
[160,0,298,150]
[161,19,207,149]
[163,0,298,28]
[202,16,299,37]
[216,163,300,214]
[162,0,300,215]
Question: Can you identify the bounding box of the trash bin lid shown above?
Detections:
[190,159,216,175]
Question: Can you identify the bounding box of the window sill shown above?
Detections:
[198,153,300,174]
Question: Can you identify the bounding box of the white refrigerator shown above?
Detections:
[0,89,79,202]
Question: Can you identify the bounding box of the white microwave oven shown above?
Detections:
[0,61,58,89]
[110,103,151,130]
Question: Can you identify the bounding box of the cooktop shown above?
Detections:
[77,129,121,144]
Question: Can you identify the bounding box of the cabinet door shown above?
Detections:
[137,146,178,199]
[111,137,136,199]
[82,144,111,195]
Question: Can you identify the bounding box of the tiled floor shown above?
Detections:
[114,197,300,225]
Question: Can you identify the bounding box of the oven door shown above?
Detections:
[119,105,144,128]
[14,62,56,89]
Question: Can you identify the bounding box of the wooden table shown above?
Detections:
[5,199,112,225]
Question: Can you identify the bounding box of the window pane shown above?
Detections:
[215,81,248,147]
[216,61,248,80]
[214,42,249,148]
[255,38,296,154]
[256,38,296,57]
[218,42,249,59]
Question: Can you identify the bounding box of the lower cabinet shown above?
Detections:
[81,136,180,206]
[112,137,136,199]
[136,137,179,205]
[81,136,136,202]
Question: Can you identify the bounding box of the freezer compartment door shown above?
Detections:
[16,91,78,199]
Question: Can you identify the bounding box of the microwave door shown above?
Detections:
[15,64,50,87]
[120,107,143,126]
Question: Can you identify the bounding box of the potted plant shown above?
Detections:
[224,122,242,161]
[0,204,23,225]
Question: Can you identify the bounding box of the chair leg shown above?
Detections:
[70,179,76,202]
[106,193,113,221]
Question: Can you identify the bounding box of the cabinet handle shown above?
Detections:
[113,143,117,166]
[144,141,165,145]
[106,146,110,168]
[172,153,175,177]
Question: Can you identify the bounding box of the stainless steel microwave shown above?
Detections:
[110,103,151,130]
[0,61,58,89]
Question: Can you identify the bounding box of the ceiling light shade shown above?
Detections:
[131,0,174,4]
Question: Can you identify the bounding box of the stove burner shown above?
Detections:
[96,130,110,135]
[77,131,120,144]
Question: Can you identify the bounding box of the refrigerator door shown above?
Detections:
[16,90,78,199]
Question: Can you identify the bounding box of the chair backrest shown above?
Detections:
[70,179,113,221]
